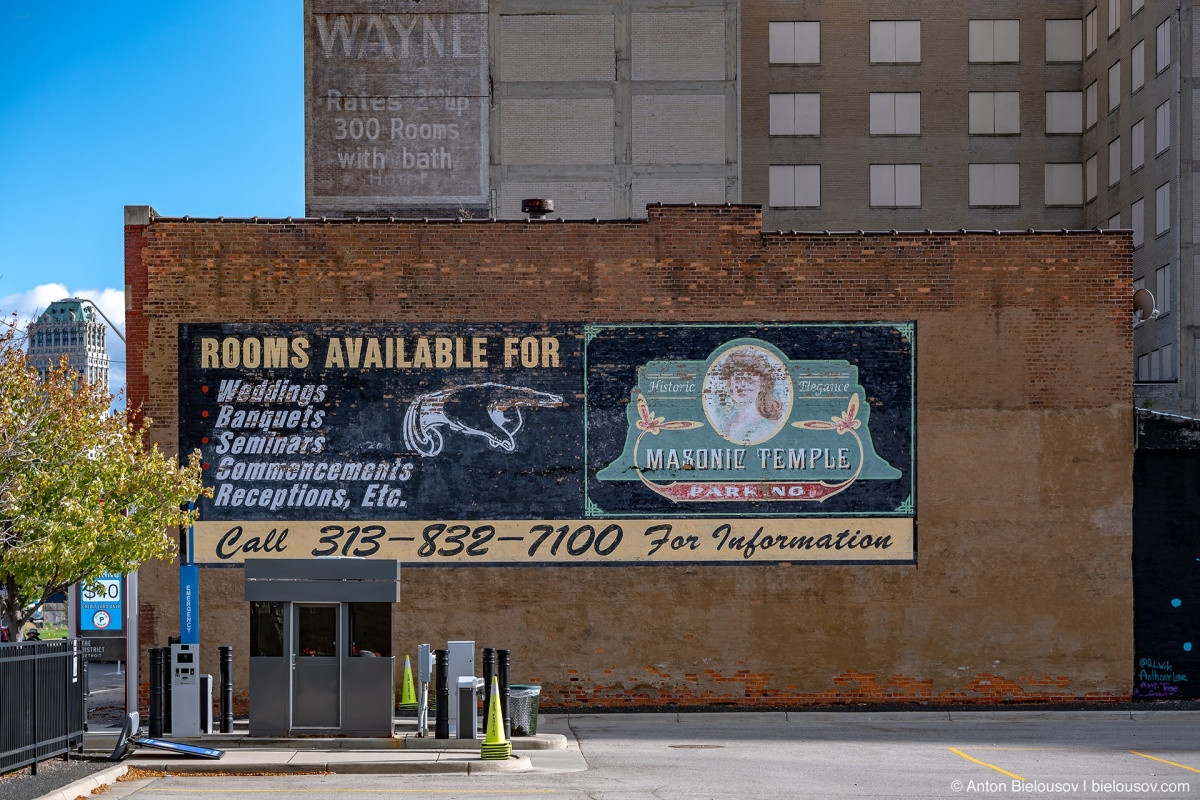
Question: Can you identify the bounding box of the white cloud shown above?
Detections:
[0,283,128,405]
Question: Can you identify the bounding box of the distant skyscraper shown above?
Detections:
[26,298,110,389]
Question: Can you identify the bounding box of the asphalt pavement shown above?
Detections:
[19,709,1200,800]
[8,665,1200,800]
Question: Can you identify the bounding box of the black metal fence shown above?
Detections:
[0,639,86,775]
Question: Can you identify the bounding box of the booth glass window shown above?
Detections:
[349,603,392,657]
[249,601,284,657]
[296,605,338,657]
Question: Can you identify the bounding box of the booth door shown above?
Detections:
[292,603,340,729]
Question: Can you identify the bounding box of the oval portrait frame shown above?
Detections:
[702,344,794,446]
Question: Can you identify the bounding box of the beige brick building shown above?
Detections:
[742,0,1194,415]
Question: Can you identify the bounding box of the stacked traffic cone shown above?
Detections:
[479,675,512,760]
[398,655,417,712]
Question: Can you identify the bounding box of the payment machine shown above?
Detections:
[169,643,202,736]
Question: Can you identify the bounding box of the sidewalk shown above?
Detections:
[34,715,582,800]
[88,716,572,766]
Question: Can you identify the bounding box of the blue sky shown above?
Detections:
[0,2,304,395]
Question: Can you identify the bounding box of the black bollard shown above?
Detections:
[434,649,449,739]
[218,646,234,733]
[481,648,495,731]
[497,648,511,739]
[161,646,172,734]
[148,648,164,738]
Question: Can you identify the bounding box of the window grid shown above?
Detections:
[1156,100,1170,154]
[1131,40,1145,92]
[1131,119,1145,170]
[968,163,1020,207]
[769,93,821,136]
[769,21,820,64]
[1108,137,1120,186]
[1045,163,1084,206]
[1086,81,1098,128]
[1085,154,1099,202]
[1108,61,1121,111]
[869,93,921,135]
[969,92,1020,135]
[1156,19,1170,73]
[870,21,921,63]
[1107,0,1120,36]
[1046,91,1083,134]
[1132,197,1145,246]
[1086,9,1098,55]
[870,164,921,207]
[1046,19,1084,62]
[768,164,821,208]
[1146,344,1174,381]
[1156,264,1171,315]
[968,20,1019,63]
[1155,182,1170,235]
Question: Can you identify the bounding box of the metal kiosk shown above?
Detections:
[244,558,400,737]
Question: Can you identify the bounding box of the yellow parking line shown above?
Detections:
[974,746,1103,753]
[949,747,1026,781]
[1129,750,1200,774]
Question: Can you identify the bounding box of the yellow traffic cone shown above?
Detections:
[480,675,512,760]
[399,655,417,711]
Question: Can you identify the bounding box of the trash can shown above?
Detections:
[508,684,542,736]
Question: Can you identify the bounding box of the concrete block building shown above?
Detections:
[303,0,1197,414]
[305,0,740,220]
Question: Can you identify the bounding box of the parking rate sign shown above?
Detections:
[79,575,123,632]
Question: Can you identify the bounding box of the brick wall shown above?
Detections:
[631,11,727,81]
[126,203,1133,708]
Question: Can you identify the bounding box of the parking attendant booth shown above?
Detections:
[244,558,400,737]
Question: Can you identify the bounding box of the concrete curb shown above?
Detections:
[82,732,567,752]
[35,763,128,800]
[114,753,532,775]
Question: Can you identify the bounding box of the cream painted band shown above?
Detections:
[193,518,914,564]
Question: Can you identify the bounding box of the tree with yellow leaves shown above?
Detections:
[0,316,206,641]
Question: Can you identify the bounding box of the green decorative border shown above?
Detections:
[584,496,605,518]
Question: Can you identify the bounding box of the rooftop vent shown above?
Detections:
[521,198,554,220]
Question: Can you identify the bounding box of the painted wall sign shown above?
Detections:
[304,0,489,214]
[179,323,915,565]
